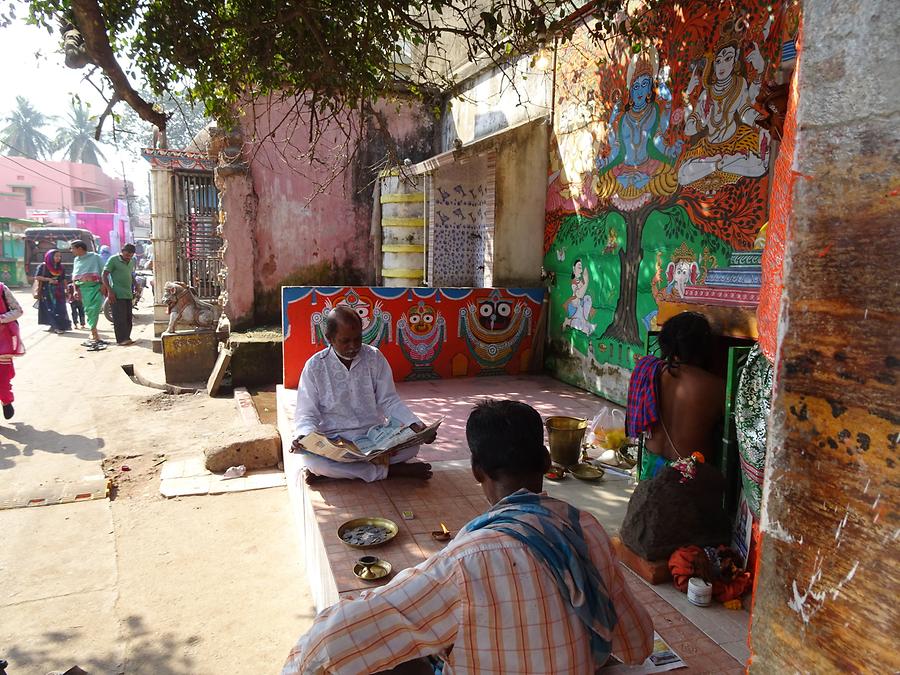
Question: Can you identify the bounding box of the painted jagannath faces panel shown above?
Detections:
[282,287,544,388]
[544,0,798,403]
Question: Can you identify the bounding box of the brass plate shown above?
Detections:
[353,557,393,582]
[337,517,399,549]
[570,463,605,481]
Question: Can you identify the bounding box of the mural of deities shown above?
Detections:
[544,0,796,403]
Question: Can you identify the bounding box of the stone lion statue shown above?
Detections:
[164,281,221,332]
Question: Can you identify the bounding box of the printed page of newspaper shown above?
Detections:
[300,418,444,463]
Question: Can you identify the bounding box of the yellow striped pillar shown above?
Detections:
[379,171,425,287]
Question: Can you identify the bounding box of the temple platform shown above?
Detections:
[276,376,749,671]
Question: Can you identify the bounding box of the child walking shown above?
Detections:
[66,281,86,329]
[0,281,25,419]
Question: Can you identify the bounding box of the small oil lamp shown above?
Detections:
[431,522,453,542]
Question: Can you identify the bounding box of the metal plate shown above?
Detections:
[353,558,393,582]
[570,463,605,481]
[337,517,399,549]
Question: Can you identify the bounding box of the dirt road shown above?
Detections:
[0,289,314,674]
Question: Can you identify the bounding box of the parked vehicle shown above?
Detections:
[24,227,98,281]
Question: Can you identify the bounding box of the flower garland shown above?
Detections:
[670,451,706,483]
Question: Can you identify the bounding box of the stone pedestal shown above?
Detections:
[162,330,218,384]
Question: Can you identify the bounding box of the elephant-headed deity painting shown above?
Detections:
[282,287,544,388]
[544,0,798,402]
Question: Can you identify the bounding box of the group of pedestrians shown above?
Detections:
[33,240,138,350]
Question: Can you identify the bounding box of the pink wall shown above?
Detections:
[0,192,27,220]
[0,156,130,213]
[74,202,131,250]
[220,96,435,326]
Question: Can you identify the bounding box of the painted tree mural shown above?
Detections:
[544,0,797,402]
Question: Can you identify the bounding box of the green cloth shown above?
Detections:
[72,251,104,279]
[104,254,136,300]
[639,446,671,481]
[79,281,103,329]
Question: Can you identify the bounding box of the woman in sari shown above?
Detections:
[0,281,24,419]
[35,249,72,334]
[70,239,105,345]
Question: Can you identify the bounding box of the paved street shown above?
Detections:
[1,289,315,674]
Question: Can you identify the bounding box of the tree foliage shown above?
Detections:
[1,96,55,159]
[54,101,107,165]
[110,90,210,154]
[8,0,652,145]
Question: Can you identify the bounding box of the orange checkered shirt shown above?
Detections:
[283,509,653,674]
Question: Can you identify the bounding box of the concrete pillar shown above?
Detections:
[215,164,257,329]
[750,2,899,672]
[150,166,177,336]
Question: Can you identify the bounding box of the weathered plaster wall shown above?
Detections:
[442,55,551,151]
[751,1,900,672]
[493,120,549,287]
[216,167,257,328]
[221,97,435,326]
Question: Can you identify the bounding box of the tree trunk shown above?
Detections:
[601,206,646,345]
[70,0,168,141]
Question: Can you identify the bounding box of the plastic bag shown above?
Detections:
[585,406,625,449]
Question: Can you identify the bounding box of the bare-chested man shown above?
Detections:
[627,312,725,479]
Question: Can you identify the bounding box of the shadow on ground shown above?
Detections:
[0,423,104,469]
[4,614,198,674]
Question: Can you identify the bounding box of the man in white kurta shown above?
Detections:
[292,306,433,482]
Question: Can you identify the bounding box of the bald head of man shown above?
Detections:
[325,305,363,361]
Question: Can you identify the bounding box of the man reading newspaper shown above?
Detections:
[291,306,437,483]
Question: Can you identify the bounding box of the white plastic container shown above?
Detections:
[687,577,713,607]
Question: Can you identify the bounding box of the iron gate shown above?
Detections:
[174,171,222,300]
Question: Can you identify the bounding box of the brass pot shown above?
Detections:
[545,416,588,467]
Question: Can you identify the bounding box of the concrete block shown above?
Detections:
[228,332,283,386]
[162,330,218,384]
[203,423,282,472]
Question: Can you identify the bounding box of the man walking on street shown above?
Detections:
[103,244,137,346]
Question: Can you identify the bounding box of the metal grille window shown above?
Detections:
[174,172,222,300]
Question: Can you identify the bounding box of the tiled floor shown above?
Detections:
[276,377,749,672]
[303,461,745,672]
[400,374,613,461]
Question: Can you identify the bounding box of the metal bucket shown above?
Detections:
[545,416,588,467]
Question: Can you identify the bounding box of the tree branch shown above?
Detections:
[69,0,169,145]
[94,93,121,140]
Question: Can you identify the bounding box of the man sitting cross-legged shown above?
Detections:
[291,305,435,483]
[282,399,653,675]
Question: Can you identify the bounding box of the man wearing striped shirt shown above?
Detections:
[283,399,653,674]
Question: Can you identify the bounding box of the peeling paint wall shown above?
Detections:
[751,1,900,671]
[219,97,435,326]
[441,55,551,151]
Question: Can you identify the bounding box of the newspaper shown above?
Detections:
[601,632,685,673]
[298,418,442,463]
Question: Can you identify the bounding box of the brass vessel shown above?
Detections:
[545,416,588,467]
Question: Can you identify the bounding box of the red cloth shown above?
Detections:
[668,545,709,592]
[626,355,665,438]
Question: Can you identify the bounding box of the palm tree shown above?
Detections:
[1,96,55,159]
[54,103,107,166]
